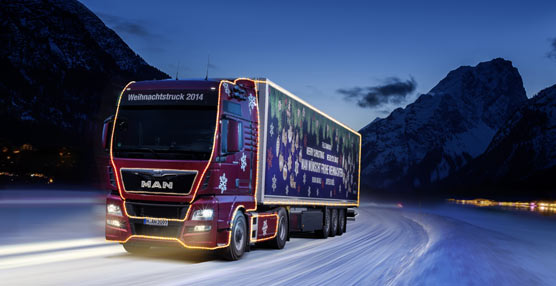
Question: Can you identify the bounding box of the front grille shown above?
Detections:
[126,201,189,220]
[132,223,182,238]
[121,168,197,195]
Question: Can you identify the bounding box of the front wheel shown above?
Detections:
[269,208,288,249]
[222,210,247,261]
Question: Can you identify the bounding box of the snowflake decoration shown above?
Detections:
[218,173,228,194]
[285,185,289,195]
[269,123,274,137]
[262,220,268,236]
[316,188,319,196]
[223,83,230,96]
[308,186,311,196]
[303,173,306,184]
[272,175,277,192]
[240,152,247,172]
[248,93,257,113]
[294,160,299,176]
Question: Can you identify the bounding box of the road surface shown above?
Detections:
[1,190,556,285]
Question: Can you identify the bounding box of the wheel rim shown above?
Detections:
[332,211,337,231]
[234,218,245,252]
[279,216,286,241]
[324,209,330,231]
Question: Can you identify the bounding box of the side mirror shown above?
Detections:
[102,115,114,151]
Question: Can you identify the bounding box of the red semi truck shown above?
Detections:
[103,78,360,260]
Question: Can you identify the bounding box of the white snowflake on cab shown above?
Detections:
[262,220,268,236]
[218,173,228,194]
[269,123,274,137]
[272,175,277,192]
[240,152,247,172]
[248,93,257,113]
[223,82,230,96]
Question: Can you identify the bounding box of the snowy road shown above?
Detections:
[1,191,556,285]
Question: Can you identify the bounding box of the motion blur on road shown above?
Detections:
[1,189,556,285]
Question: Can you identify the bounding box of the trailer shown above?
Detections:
[103,78,360,260]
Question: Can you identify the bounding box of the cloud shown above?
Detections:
[96,12,156,40]
[338,77,417,108]
[548,38,556,61]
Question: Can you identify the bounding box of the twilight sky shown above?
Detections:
[80,0,556,130]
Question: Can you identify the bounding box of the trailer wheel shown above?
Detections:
[269,208,288,249]
[122,243,150,254]
[317,207,330,238]
[330,209,338,237]
[337,208,346,235]
[222,211,247,261]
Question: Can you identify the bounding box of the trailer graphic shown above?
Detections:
[103,78,360,260]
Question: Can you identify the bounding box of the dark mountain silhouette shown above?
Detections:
[0,0,169,184]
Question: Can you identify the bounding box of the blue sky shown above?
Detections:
[80,0,556,130]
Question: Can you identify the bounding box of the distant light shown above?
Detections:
[211,87,216,90]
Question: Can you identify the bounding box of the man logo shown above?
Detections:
[141,180,173,190]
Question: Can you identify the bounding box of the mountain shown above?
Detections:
[442,84,556,198]
[359,58,527,194]
[0,0,169,183]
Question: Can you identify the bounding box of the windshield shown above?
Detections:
[113,106,217,160]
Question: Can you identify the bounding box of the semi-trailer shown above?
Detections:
[103,78,361,260]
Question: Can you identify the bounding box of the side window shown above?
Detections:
[221,119,243,154]
[221,119,229,154]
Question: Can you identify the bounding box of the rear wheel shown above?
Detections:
[337,208,346,235]
[330,209,338,237]
[122,243,150,254]
[317,207,330,238]
[269,208,288,249]
[222,210,247,261]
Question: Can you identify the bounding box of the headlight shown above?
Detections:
[107,203,122,216]
[193,225,212,232]
[191,208,214,221]
[107,219,124,228]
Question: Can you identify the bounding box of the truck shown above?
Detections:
[103,78,361,260]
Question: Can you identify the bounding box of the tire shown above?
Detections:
[269,208,288,249]
[330,208,338,237]
[222,210,247,261]
[122,243,150,254]
[337,208,346,235]
[317,207,330,238]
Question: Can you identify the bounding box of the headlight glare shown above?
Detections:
[191,208,214,220]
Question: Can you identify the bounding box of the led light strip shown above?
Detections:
[249,213,280,243]
[119,167,198,196]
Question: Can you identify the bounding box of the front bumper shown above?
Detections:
[105,194,229,249]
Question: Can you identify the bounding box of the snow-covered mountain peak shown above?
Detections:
[360,58,527,191]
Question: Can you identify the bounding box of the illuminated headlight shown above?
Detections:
[107,203,122,216]
[107,219,124,228]
[191,209,214,221]
[193,225,212,232]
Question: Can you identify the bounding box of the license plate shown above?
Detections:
[144,218,168,226]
